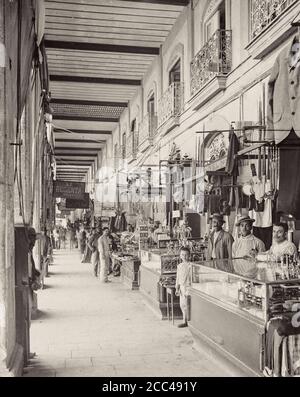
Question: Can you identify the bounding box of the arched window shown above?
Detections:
[203,132,228,163]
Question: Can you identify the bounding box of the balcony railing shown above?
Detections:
[190,29,232,97]
[250,0,298,40]
[139,113,158,146]
[126,132,138,159]
[157,82,184,128]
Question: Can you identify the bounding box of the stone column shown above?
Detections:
[0,0,23,376]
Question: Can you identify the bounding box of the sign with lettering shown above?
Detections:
[53,181,85,199]
[66,193,90,209]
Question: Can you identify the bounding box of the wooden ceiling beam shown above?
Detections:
[55,139,105,144]
[120,0,189,5]
[54,153,97,157]
[55,151,100,155]
[53,115,119,122]
[56,159,94,167]
[45,40,160,55]
[50,74,140,86]
[54,129,112,135]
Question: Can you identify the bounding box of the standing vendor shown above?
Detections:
[207,213,234,263]
[232,216,266,278]
[257,222,297,261]
[232,216,266,258]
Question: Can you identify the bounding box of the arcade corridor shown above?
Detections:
[23,249,232,377]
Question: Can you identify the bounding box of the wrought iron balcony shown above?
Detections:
[139,113,158,147]
[250,0,298,40]
[157,82,184,128]
[190,29,232,97]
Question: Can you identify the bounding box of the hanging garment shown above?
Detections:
[229,186,243,210]
[286,335,300,376]
[225,130,240,176]
[209,194,222,214]
[267,36,300,144]
[253,226,273,251]
[249,194,256,211]
[120,212,128,232]
[265,316,300,377]
[277,129,300,219]
[250,198,272,228]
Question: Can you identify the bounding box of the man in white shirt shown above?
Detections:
[267,222,297,259]
[232,215,266,278]
[98,228,111,283]
[175,247,192,328]
[233,216,266,258]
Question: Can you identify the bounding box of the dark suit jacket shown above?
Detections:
[207,230,234,261]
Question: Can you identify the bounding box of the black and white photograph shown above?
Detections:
[1,0,300,382]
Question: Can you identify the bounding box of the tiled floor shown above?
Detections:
[23,249,233,377]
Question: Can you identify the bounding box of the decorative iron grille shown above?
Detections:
[250,0,298,39]
[51,103,124,119]
[157,82,184,127]
[190,29,232,97]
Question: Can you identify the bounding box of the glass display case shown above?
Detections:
[189,259,300,376]
[191,259,300,322]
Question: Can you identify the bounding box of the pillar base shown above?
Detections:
[31,291,38,320]
[0,343,24,377]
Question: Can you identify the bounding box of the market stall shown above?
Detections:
[189,258,300,377]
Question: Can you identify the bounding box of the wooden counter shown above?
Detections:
[139,249,183,320]
[112,253,140,290]
[120,257,141,290]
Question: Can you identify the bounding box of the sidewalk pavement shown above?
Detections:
[23,249,233,377]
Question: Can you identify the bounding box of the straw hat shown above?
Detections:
[235,215,255,226]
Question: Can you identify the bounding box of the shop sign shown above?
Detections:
[66,193,90,209]
[53,181,85,199]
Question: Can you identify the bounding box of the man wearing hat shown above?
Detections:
[207,214,234,262]
[232,216,266,259]
[232,215,266,278]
